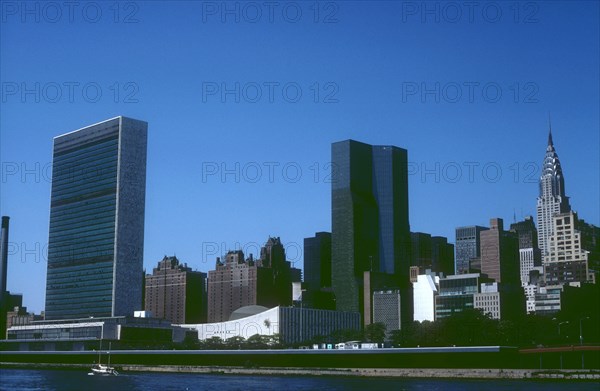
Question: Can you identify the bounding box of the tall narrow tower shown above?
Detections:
[0,216,9,301]
[536,125,570,256]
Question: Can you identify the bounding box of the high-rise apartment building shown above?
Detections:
[207,237,301,322]
[45,117,147,320]
[331,140,411,324]
[455,226,489,275]
[536,129,570,256]
[208,250,256,323]
[145,256,207,324]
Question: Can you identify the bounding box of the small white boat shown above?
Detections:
[88,341,118,376]
[89,363,119,376]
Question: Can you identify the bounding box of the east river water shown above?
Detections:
[1,368,597,391]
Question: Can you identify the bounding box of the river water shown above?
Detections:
[1,368,596,391]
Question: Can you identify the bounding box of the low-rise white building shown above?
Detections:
[180,306,360,345]
[412,272,439,322]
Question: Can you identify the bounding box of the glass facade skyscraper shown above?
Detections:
[331,140,411,322]
[45,117,147,320]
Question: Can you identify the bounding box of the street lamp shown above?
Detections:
[579,316,589,345]
[557,321,568,369]
[579,316,590,369]
[300,289,307,346]
[557,321,569,340]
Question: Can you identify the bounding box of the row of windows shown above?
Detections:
[50,219,114,239]
[50,209,115,233]
[53,149,118,182]
[48,248,115,264]
[53,137,118,164]
[51,175,117,202]
[50,204,116,234]
[46,283,113,297]
[48,270,113,285]
[50,193,116,217]
[49,227,115,247]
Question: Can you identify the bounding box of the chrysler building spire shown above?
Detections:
[536,122,571,255]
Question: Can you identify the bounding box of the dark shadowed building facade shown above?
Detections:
[331,140,411,326]
[303,232,335,309]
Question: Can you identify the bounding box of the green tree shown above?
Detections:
[245,334,270,349]
[225,336,245,350]
[364,323,386,344]
[202,336,224,350]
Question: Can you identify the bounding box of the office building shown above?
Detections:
[510,216,542,287]
[303,232,334,309]
[372,290,401,337]
[411,232,454,276]
[544,211,592,285]
[44,117,147,320]
[435,273,483,319]
[431,236,454,276]
[534,285,563,315]
[331,140,411,324]
[410,232,432,271]
[480,218,520,285]
[435,272,523,320]
[145,256,207,324]
[536,128,571,256]
[259,237,301,308]
[474,282,501,319]
[455,226,489,275]
[577,219,600,279]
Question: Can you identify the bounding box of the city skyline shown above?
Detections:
[2,119,597,315]
[2,2,599,314]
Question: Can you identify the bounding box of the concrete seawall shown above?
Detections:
[2,362,599,380]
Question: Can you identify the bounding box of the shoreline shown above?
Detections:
[2,362,599,380]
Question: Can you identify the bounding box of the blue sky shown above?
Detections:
[1,1,599,313]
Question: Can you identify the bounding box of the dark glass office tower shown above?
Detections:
[45,117,147,320]
[331,140,410,322]
[372,146,410,275]
[304,232,332,292]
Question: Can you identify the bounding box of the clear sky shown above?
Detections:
[1,1,599,313]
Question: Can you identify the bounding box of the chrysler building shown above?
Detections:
[536,126,571,256]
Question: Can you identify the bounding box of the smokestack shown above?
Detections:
[0,216,9,303]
